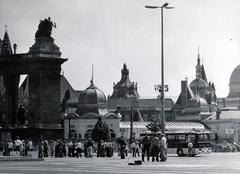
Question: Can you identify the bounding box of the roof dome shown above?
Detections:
[183,95,209,114]
[76,82,108,116]
[190,78,208,89]
[187,95,208,107]
[78,83,106,105]
[229,65,240,85]
[228,65,240,98]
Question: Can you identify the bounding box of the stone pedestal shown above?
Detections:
[28,37,61,58]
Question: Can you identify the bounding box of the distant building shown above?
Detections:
[218,64,240,109]
[204,108,240,142]
[175,52,217,121]
[107,63,175,122]
[211,63,240,142]
[64,79,120,140]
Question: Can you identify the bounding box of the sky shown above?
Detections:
[0,0,240,100]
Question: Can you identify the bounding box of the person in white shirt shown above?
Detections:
[130,141,137,157]
[75,140,82,158]
[159,134,167,161]
[14,137,22,151]
[8,140,13,152]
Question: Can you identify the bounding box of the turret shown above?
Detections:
[0,26,13,55]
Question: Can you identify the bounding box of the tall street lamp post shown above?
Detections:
[146,2,173,135]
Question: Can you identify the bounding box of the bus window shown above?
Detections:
[198,133,210,142]
[176,134,186,143]
[167,134,175,141]
[187,134,195,142]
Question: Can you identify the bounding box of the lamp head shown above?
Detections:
[162,2,169,7]
[145,5,160,9]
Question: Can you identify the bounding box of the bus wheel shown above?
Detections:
[177,149,184,156]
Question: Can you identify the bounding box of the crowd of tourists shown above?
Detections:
[0,133,168,162]
[37,138,116,158]
[0,136,33,156]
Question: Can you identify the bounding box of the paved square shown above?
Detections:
[0,153,240,174]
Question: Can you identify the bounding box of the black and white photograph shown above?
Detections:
[0,0,240,173]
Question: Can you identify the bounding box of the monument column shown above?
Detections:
[26,17,67,135]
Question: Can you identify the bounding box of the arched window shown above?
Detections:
[109,129,115,139]
[84,129,92,139]
[70,130,77,140]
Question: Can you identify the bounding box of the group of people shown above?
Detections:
[0,134,168,162]
[0,136,33,156]
[36,138,117,159]
[37,138,96,158]
[117,133,167,162]
[141,133,167,162]
[97,140,114,158]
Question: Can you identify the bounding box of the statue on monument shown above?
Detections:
[29,17,61,57]
[35,17,56,39]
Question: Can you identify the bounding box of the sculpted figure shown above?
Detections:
[35,17,56,38]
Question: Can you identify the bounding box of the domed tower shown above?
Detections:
[110,63,139,99]
[190,52,208,99]
[190,78,208,98]
[228,65,240,98]
[76,80,108,117]
[184,95,209,114]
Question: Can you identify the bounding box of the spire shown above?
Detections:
[197,47,200,66]
[5,25,8,33]
[196,47,201,79]
[90,63,94,85]
[1,25,13,55]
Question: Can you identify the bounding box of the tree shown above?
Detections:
[146,118,161,133]
[91,117,110,142]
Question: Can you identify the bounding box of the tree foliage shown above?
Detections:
[91,117,110,142]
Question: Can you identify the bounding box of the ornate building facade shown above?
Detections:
[107,63,175,122]
[175,52,217,120]
[64,79,120,140]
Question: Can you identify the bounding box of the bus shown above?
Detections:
[140,123,212,156]
[165,129,212,156]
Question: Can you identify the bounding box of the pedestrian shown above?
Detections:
[86,138,93,158]
[67,140,74,157]
[188,141,193,157]
[118,136,126,159]
[7,139,13,156]
[14,136,22,152]
[151,134,160,162]
[28,138,33,151]
[159,133,167,162]
[75,140,82,158]
[38,138,44,159]
[25,140,29,156]
[141,134,150,162]
[130,141,136,157]
[135,141,140,157]
[49,140,55,157]
[105,140,111,157]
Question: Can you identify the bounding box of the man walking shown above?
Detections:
[141,134,150,162]
[151,134,159,162]
[159,133,167,161]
